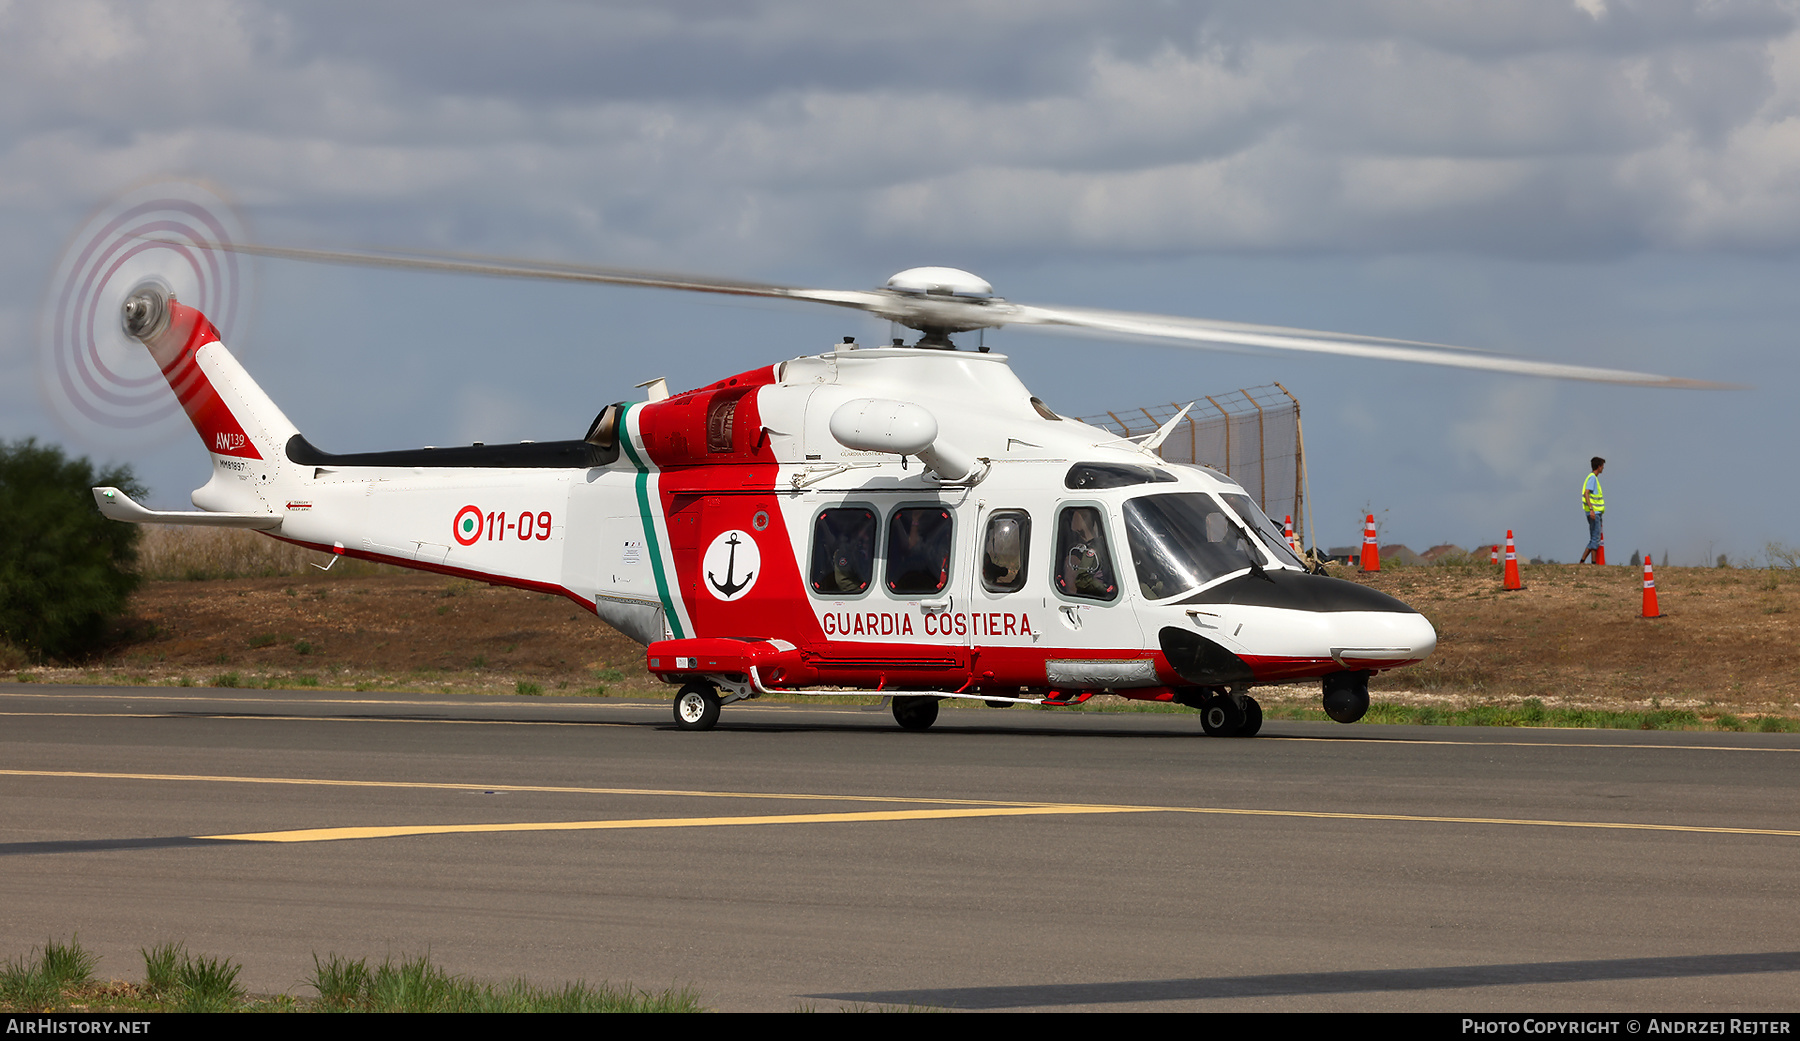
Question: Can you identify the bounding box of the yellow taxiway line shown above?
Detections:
[0,768,1047,807]
[201,805,1155,843]
[7,768,1800,845]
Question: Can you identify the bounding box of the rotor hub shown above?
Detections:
[121,279,173,342]
[884,266,994,299]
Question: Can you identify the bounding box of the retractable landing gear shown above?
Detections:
[673,681,722,731]
[1238,695,1263,737]
[1204,693,1262,737]
[1196,690,1263,737]
[1322,670,1371,724]
[892,696,940,731]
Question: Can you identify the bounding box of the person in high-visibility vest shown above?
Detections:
[1578,456,1606,564]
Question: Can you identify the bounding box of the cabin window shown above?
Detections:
[981,511,1031,593]
[706,395,738,453]
[1054,505,1118,602]
[809,507,877,595]
[887,506,953,596]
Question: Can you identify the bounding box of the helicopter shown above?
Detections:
[87,241,1727,736]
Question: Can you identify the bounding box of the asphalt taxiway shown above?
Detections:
[3,684,1797,1012]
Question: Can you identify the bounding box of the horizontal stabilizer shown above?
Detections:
[92,487,281,530]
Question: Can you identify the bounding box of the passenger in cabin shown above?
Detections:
[888,507,952,594]
[811,508,876,593]
[982,513,1027,591]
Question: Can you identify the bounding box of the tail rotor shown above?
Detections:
[37,180,253,444]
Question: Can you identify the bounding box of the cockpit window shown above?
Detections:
[1064,462,1179,490]
[1218,492,1305,569]
[1055,506,1118,601]
[1123,493,1262,600]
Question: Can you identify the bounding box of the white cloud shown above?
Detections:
[4,0,1798,267]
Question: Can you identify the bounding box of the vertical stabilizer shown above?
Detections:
[122,280,301,514]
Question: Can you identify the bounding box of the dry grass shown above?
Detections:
[136,525,402,580]
[14,570,657,698]
[1346,560,1800,718]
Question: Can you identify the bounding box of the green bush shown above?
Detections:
[0,439,144,662]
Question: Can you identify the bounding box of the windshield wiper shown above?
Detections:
[1231,520,1275,583]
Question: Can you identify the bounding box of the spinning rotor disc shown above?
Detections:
[38,180,252,441]
[196,241,1733,390]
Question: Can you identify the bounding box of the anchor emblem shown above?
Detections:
[701,529,761,601]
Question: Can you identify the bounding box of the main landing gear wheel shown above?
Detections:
[1199,693,1262,737]
[1200,693,1246,737]
[673,682,721,731]
[1239,696,1263,737]
[893,696,939,731]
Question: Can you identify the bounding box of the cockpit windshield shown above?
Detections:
[1218,492,1306,569]
[1123,492,1263,600]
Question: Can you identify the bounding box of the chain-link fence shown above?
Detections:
[1079,383,1308,544]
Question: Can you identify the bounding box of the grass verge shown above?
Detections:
[1049,694,1800,732]
[308,953,699,1012]
[0,938,700,1013]
[1255,697,1800,732]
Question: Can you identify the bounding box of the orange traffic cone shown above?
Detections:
[1359,514,1380,571]
[1595,531,1607,566]
[1641,553,1661,618]
[1490,544,1499,565]
[1283,515,1303,557]
[1502,530,1522,590]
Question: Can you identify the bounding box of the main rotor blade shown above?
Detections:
[1004,303,1738,389]
[184,238,1734,388]
[178,240,889,313]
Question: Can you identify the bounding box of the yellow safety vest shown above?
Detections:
[1582,473,1604,513]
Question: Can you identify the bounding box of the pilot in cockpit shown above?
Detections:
[1058,506,1116,600]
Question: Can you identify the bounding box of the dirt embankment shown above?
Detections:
[1353,561,1800,715]
[9,562,1799,717]
[21,571,658,696]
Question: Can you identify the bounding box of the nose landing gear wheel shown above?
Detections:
[893,696,940,731]
[674,682,721,731]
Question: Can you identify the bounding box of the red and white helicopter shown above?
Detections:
[89,243,1724,736]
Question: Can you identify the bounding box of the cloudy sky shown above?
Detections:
[3,0,1796,564]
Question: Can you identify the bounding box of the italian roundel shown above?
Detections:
[453,505,483,546]
[702,529,760,601]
